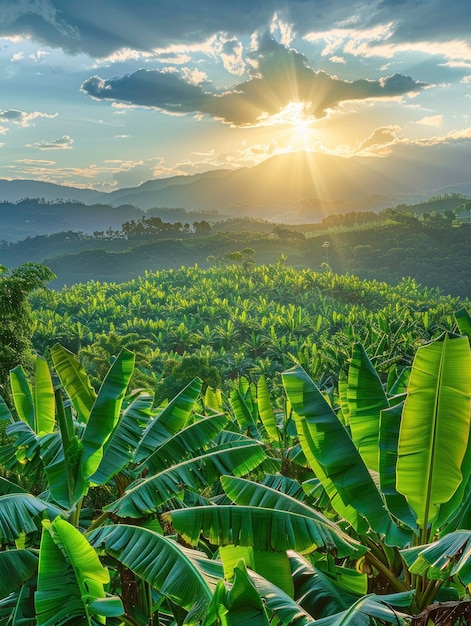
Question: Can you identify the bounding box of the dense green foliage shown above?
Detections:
[29,263,465,404]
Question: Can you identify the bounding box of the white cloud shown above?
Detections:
[10,51,24,62]
[0,109,58,127]
[26,135,73,150]
[416,115,443,127]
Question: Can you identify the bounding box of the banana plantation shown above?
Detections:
[0,262,470,625]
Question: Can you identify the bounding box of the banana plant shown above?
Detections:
[282,332,471,612]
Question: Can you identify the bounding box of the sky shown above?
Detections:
[0,0,470,192]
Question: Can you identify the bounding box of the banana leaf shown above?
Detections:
[203,560,270,626]
[170,504,363,557]
[313,592,413,626]
[35,518,123,625]
[134,377,203,462]
[79,348,134,481]
[90,390,153,485]
[401,530,471,584]
[50,343,96,422]
[289,552,360,619]
[379,403,417,532]
[0,395,11,422]
[396,333,471,530]
[230,388,262,441]
[9,366,34,429]
[256,375,280,444]
[0,550,38,597]
[347,344,389,472]
[282,366,391,537]
[137,412,229,474]
[221,476,363,558]
[0,494,63,543]
[455,307,471,340]
[88,524,212,624]
[33,357,55,435]
[105,440,267,517]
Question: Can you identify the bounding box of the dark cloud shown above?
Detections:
[81,38,427,125]
[1,1,470,58]
[0,109,24,121]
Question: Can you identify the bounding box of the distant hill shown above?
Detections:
[1,150,471,232]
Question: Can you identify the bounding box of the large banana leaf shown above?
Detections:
[50,343,96,422]
[396,333,471,530]
[106,439,267,517]
[35,518,123,626]
[347,344,389,472]
[137,412,229,474]
[170,504,362,556]
[79,348,134,481]
[88,524,212,624]
[89,390,154,485]
[0,550,38,597]
[0,494,63,543]
[134,377,203,462]
[455,307,471,340]
[221,476,363,558]
[282,366,391,536]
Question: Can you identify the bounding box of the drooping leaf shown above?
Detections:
[88,524,212,624]
[0,494,63,543]
[347,343,389,472]
[170,504,363,557]
[106,440,267,517]
[0,550,38,597]
[396,333,471,530]
[312,593,412,626]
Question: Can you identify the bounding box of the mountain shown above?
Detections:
[1,148,471,228]
[0,179,106,204]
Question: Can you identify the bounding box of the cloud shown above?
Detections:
[416,115,443,127]
[0,109,58,127]
[26,135,74,150]
[81,37,427,126]
[0,0,469,61]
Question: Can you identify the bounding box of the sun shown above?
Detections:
[259,101,317,151]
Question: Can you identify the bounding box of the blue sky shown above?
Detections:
[0,0,470,192]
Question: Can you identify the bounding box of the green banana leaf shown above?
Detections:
[261,474,308,501]
[312,593,412,626]
[401,530,471,584]
[137,412,229,475]
[0,395,11,422]
[378,403,417,532]
[203,560,270,626]
[35,518,123,625]
[0,475,27,494]
[219,544,294,597]
[257,375,281,444]
[79,348,134,481]
[134,377,203,462]
[455,307,471,340]
[282,365,391,536]
[0,494,63,543]
[105,439,267,517]
[170,504,363,556]
[50,343,96,422]
[289,552,361,619]
[9,366,34,429]
[89,390,154,485]
[220,476,363,558]
[396,333,471,530]
[88,524,212,624]
[347,343,389,472]
[0,550,38,597]
[230,387,262,441]
[33,357,55,435]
